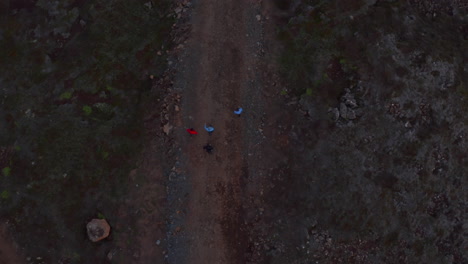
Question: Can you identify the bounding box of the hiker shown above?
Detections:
[204,124,214,135]
[234,107,243,117]
[203,143,214,154]
[186,128,198,135]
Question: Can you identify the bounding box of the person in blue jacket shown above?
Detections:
[234,107,243,117]
[204,124,214,135]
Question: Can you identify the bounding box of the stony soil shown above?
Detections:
[0,0,466,263]
[110,0,299,262]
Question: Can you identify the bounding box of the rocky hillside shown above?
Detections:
[258,0,467,263]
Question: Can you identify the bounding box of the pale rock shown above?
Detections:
[144,2,152,9]
[86,219,111,242]
[345,97,357,108]
[339,103,348,119]
[163,123,173,135]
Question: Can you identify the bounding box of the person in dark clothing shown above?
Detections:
[203,143,214,154]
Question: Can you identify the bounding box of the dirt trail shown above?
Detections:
[112,0,278,262]
[1,0,279,263]
[170,0,263,263]
[0,223,24,264]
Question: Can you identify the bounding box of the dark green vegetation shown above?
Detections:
[277,0,360,99]
[270,0,467,263]
[0,0,173,262]
[278,0,467,100]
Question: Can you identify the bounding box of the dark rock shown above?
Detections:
[339,103,348,119]
[347,109,356,120]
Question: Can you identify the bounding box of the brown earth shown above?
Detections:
[0,0,290,263]
[174,0,256,263]
[1,0,466,263]
[0,223,24,264]
[165,0,287,263]
[107,0,468,261]
[113,0,289,263]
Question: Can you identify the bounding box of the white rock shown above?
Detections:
[163,123,173,135]
[345,98,357,108]
[144,2,152,9]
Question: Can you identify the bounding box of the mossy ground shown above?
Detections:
[0,0,173,262]
[269,0,467,263]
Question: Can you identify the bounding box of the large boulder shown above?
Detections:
[86,219,110,242]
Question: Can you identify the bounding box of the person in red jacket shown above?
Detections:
[187,128,198,135]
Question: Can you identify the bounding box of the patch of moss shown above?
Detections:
[59,91,73,100]
[278,7,338,96]
[0,0,173,262]
[0,190,10,199]
[97,212,105,219]
[2,167,11,176]
[82,105,92,115]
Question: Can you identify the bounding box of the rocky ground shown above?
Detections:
[139,0,467,263]
[0,0,467,263]
[248,0,468,263]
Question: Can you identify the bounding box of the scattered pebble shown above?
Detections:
[163,123,173,135]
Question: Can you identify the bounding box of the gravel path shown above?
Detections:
[165,0,279,263]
